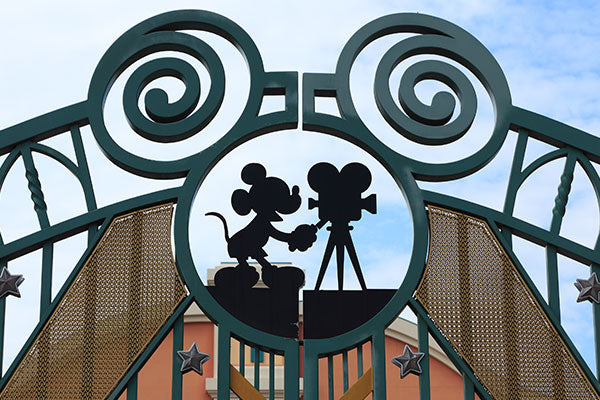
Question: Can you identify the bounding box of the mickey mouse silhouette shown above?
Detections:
[207,163,316,290]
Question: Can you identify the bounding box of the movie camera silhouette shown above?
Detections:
[308,162,377,290]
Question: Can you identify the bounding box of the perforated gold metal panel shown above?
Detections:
[0,203,186,400]
[415,206,599,400]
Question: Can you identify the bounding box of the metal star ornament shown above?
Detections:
[177,342,210,375]
[392,345,425,378]
[0,267,24,299]
[575,272,600,303]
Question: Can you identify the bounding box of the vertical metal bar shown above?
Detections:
[418,316,431,400]
[70,125,98,243]
[0,297,4,379]
[0,236,7,379]
[0,233,7,378]
[126,374,138,400]
[357,343,363,378]
[303,351,318,400]
[546,246,561,319]
[40,244,53,314]
[283,341,300,400]
[239,340,245,377]
[463,374,474,400]
[502,129,528,248]
[172,314,183,400]
[269,352,275,400]
[22,146,53,399]
[372,330,387,400]
[217,326,231,400]
[342,350,349,393]
[546,255,568,396]
[21,147,53,316]
[254,347,260,391]
[547,151,576,319]
[543,150,574,400]
[594,263,600,379]
[327,355,334,400]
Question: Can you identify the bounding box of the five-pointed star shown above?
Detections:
[0,267,24,299]
[575,272,600,303]
[177,342,210,375]
[392,345,425,379]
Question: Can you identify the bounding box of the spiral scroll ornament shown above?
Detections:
[330,13,512,180]
[87,10,266,178]
[121,54,223,143]
[376,57,477,145]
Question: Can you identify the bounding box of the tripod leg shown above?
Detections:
[346,233,367,290]
[336,242,345,291]
[314,233,335,290]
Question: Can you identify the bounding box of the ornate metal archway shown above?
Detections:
[0,10,599,400]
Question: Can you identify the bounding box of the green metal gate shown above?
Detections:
[0,9,599,400]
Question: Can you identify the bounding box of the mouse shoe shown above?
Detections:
[263,265,305,291]
[214,263,259,289]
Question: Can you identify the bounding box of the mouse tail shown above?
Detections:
[205,212,230,242]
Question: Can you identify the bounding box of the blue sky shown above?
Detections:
[1,0,600,383]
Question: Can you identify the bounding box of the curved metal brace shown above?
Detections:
[518,148,569,190]
[0,148,22,194]
[574,156,600,250]
[28,143,81,180]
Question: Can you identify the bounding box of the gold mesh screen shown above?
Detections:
[1,203,187,400]
[415,206,599,400]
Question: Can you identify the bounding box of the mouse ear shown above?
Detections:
[232,189,252,215]
[241,163,266,185]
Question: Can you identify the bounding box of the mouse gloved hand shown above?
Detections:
[288,224,318,252]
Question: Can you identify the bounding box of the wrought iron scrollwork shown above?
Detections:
[304,13,512,182]
[121,55,224,143]
[87,10,293,179]
[2,8,600,400]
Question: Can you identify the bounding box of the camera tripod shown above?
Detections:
[314,222,367,291]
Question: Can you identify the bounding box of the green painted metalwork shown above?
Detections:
[328,355,334,400]
[594,263,600,378]
[357,344,363,378]
[409,299,492,400]
[269,352,275,400]
[254,347,260,390]
[239,340,245,377]
[107,296,194,400]
[172,314,184,400]
[417,316,431,400]
[463,375,475,400]
[126,374,137,400]
[217,325,231,399]
[342,350,349,393]
[0,8,599,400]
